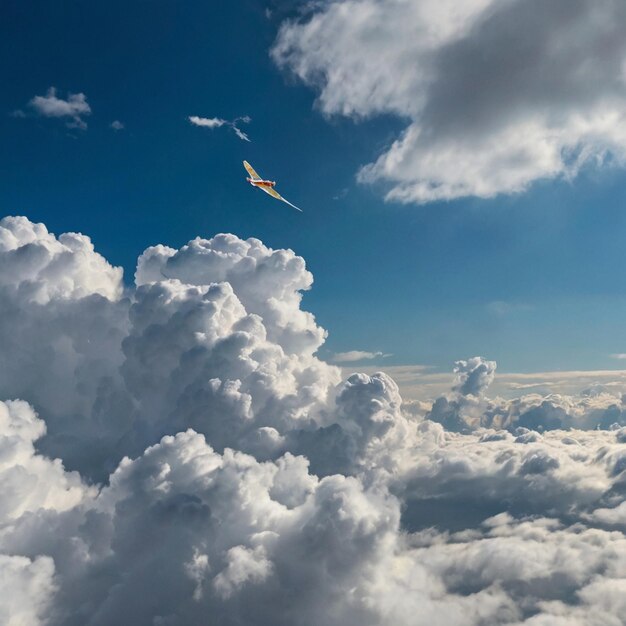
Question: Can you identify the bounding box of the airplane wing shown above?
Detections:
[260,185,303,212]
[243,160,261,180]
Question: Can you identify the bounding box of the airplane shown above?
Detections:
[243,160,303,212]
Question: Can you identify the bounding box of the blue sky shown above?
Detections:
[4,0,626,375]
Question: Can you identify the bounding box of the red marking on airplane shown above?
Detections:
[247,178,276,188]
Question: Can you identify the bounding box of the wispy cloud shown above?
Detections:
[188,114,251,141]
[507,381,558,390]
[110,120,124,131]
[232,125,250,142]
[333,350,391,363]
[610,353,626,360]
[28,87,91,130]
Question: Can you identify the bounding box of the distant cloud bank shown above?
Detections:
[273,0,626,203]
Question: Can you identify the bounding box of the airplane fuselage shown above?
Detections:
[247,178,276,188]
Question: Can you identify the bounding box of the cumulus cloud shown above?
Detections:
[28,87,91,130]
[272,0,626,203]
[189,115,252,141]
[5,216,626,623]
[453,357,497,397]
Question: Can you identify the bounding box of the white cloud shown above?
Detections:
[5,216,626,623]
[0,400,90,522]
[28,87,91,130]
[273,0,626,203]
[189,115,252,141]
[110,120,124,131]
[332,350,391,363]
[453,356,496,397]
[611,353,626,359]
[0,555,56,626]
[188,115,226,129]
[0,216,123,304]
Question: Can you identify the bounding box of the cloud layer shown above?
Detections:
[273,0,626,203]
[4,216,626,624]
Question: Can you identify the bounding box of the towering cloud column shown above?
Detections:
[3,216,626,625]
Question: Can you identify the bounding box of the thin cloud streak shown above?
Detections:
[333,350,392,363]
[189,114,252,141]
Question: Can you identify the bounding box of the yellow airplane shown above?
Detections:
[243,160,303,212]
